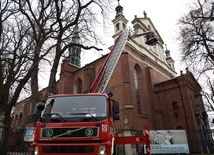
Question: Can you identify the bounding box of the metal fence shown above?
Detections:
[7,128,31,155]
[7,142,30,155]
[186,129,214,154]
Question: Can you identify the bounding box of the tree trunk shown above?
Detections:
[0,106,12,154]
[31,50,40,108]
[48,46,61,95]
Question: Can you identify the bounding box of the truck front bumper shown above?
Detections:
[31,142,111,155]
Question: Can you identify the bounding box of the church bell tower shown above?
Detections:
[67,26,81,67]
[112,0,128,40]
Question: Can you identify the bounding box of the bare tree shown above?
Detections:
[0,0,115,152]
[177,0,214,109]
[0,12,36,153]
[15,0,57,107]
[0,0,12,38]
[15,0,114,96]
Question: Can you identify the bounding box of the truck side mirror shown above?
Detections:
[113,100,119,114]
[32,101,45,122]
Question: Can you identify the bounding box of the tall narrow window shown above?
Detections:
[77,79,82,94]
[123,23,126,29]
[116,23,120,31]
[74,78,82,94]
[134,68,142,114]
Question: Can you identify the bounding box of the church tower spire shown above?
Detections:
[67,25,81,67]
[115,0,123,17]
[112,0,128,40]
[165,44,175,70]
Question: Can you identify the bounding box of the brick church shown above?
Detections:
[52,3,209,132]
[11,1,212,153]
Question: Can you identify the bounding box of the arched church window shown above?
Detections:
[74,78,82,94]
[15,114,18,120]
[123,23,126,29]
[18,112,23,125]
[77,79,82,94]
[134,67,142,114]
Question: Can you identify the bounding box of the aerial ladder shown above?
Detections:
[90,28,157,93]
[90,28,158,155]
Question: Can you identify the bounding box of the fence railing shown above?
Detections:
[7,141,30,155]
[186,129,214,154]
[7,128,31,155]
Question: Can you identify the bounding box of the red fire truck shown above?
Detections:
[30,28,157,155]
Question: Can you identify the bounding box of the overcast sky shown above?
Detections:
[81,0,196,73]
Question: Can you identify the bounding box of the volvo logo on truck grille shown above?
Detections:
[42,127,98,138]
[85,128,93,137]
[45,129,53,137]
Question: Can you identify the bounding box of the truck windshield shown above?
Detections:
[42,95,107,121]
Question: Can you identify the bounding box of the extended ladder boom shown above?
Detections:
[90,28,129,93]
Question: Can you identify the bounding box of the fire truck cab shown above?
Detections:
[31,93,119,155]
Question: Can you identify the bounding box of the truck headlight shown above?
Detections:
[98,145,106,155]
[33,146,39,155]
